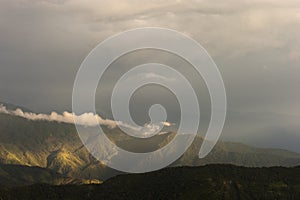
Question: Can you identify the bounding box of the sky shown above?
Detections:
[0,0,300,152]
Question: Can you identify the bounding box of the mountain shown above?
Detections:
[173,134,300,167]
[0,164,84,187]
[1,111,300,184]
[1,164,300,200]
[0,112,118,181]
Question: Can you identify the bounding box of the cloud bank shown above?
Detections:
[0,104,172,137]
[0,104,116,127]
[0,0,300,151]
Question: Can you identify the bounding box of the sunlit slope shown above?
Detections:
[1,112,300,182]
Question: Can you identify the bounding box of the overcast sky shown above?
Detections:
[0,0,300,152]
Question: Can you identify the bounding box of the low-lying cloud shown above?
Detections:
[0,104,172,137]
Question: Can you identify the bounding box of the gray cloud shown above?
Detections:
[0,0,300,152]
[0,104,172,137]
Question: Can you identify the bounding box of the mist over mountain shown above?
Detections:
[0,102,300,185]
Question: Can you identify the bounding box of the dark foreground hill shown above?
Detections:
[1,164,300,200]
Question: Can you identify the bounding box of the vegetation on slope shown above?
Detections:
[1,164,300,200]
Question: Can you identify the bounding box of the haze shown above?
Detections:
[0,0,299,152]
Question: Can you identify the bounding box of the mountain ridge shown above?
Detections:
[0,104,300,184]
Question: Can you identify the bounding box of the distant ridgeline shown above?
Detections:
[0,101,33,113]
[0,105,300,186]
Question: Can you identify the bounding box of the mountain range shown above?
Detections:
[1,101,300,186]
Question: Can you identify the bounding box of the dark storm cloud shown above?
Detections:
[0,0,299,151]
